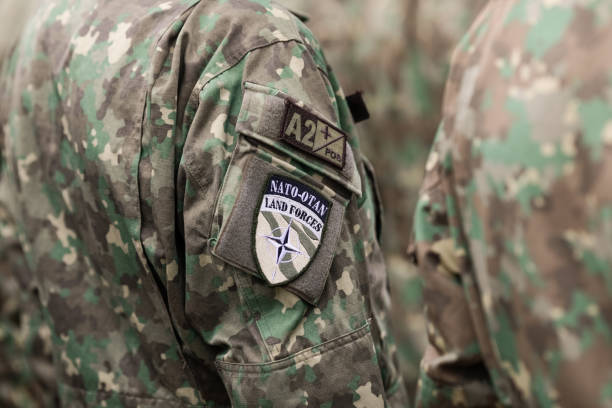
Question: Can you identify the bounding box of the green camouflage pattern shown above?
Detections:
[0,204,58,408]
[284,0,488,398]
[0,0,408,406]
[412,1,612,406]
[0,0,490,401]
[1,3,62,408]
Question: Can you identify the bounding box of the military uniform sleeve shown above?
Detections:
[410,125,502,408]
[0,0,407,405]
[138,2,408,406]
[0,30,57,405]
[412,1,612,407]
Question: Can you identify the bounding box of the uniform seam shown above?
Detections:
[216,320,372,374]
[180,0,327,125]
[136,0,211,397]
[187,38,331,115]
[181,38,316,207]
[446,149,523,405]
[231,268,278,361]
[58,382,209,407]
[228,157,280,361]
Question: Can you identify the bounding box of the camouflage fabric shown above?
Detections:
[0,206,58,408]
[284,0,488,398]
[0,0,408,407]
[411,1,612,406]
[0,3,59,407]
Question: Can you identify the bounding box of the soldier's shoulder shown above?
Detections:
[187,0,326,69]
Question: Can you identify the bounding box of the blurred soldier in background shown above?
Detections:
[412,0,612,406]
[0,0,410,406]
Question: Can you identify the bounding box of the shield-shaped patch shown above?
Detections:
[253,174,330,286]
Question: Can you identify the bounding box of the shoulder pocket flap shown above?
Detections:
[236,81,362,197]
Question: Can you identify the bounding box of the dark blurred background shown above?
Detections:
[0,0,488,401]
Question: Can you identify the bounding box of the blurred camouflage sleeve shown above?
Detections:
[410,125,501,408]
[0,206,57,407]
[412,1,612,407]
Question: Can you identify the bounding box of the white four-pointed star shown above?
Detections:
[264,219,302,265]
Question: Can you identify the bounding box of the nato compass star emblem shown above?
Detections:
[264,219,302,281]
[265,219,303,265]
[253,175,331,286]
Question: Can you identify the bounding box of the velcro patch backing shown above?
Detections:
[213,155,346,305]
[281,101,347,169]
[235,82,363,197]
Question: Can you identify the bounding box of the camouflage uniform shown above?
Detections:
[284,1,488,399]
[0,220,58,408]
[0,0,408,407]
[411,0,612,406]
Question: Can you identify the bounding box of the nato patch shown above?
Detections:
[254,175,330,285]
[281,101,347,169]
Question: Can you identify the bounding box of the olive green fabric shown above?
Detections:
[215,322,383,407]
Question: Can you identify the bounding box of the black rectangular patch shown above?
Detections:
[346,91,370,123]
[280,101,347,169]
